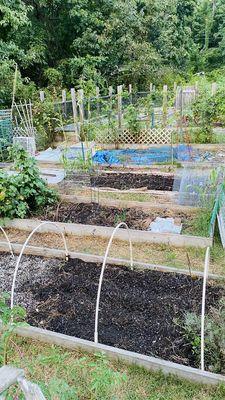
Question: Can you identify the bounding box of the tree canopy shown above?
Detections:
[1,0,225,103]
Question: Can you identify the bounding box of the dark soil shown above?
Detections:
[90,172,175,191]
[43,202,190,230]
[25,258,224,366]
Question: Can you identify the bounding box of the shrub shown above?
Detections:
[32,98,63,150]
[124,105,141,135]
[183,298,225,373]
[0,146,58,219]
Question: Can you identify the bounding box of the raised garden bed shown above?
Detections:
[92,172,175,191]
[42,202,191,231]
[1,253,224,369]
[60,172,176,191]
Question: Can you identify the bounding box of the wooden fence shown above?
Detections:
[38,82,218,145]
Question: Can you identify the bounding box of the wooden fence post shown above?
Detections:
[78,89,84,129]
[71,88,79,134]
[117,85,123,130]
[96,86,100,118]
[39,91,45,102]
[162,85,168,127]
[62,89,67,117]
[109,86,113,97]
[211,82,217,95]
[129,84,132,104]
[108,86,113,124]
[195,81,199,97]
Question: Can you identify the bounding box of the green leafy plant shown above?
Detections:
[74,352,126,399]
[114,210,127,225]
[183,298,225,373]
[61,148,93,175]
[0,293,26,365]
[33,97,63,150]
[124,104,141,136]
[0,146,58,219]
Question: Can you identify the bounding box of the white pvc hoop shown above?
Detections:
[201,246,210,371]
[0,225,14,257]
[94,222,133,343]
[10,221,69,310]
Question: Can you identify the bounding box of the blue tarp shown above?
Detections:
[93,145,201,166]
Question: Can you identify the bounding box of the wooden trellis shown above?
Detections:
[95,128,174,145]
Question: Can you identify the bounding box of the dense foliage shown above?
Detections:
[1,0,225,105]
[0,146,58,219]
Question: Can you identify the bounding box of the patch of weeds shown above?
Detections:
[6,337,225,399]
[114,210,127,225]
[45,377,79,399]
[0,293,26,366]
[154,160,183,169]
[165,250,177,265]
[183,298,225,373]
[183,209,211,237]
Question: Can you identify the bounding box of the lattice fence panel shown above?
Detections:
[95,128,173,145]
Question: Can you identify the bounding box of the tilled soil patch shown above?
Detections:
[90,172,175,191]
[4,254,222,368]
[42,202,191,230]
[0,253,62,312]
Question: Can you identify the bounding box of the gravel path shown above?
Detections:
[0,252,63,312]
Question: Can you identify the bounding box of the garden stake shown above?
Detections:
[94,222,133,343]
[201,247,210,371]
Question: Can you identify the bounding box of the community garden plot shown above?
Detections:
[41,201,193,232]
[0,252,224,370]
[91,172,175,191]
[60,171,176,191]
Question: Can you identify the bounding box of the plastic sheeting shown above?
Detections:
[92,145,201,166]
[178,167,212,206]
[36,145,92,163]
[148,217,182,234]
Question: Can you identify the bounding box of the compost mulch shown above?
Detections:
[90,172,175,190]
[25,258,224,367]
[43,202,189,230]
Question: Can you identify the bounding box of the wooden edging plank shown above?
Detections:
[4,219,212,248]
[0,241,222,280]
[0,366,24,393]
[15,326,225,386]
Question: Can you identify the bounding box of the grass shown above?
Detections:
[5,337,225,399]
[59,186,169,203]
[182,209,212,238]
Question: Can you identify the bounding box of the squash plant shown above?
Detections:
[0,146,58,219]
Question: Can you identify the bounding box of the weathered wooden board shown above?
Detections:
[15,326,225,386]
[0,366,24,393]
